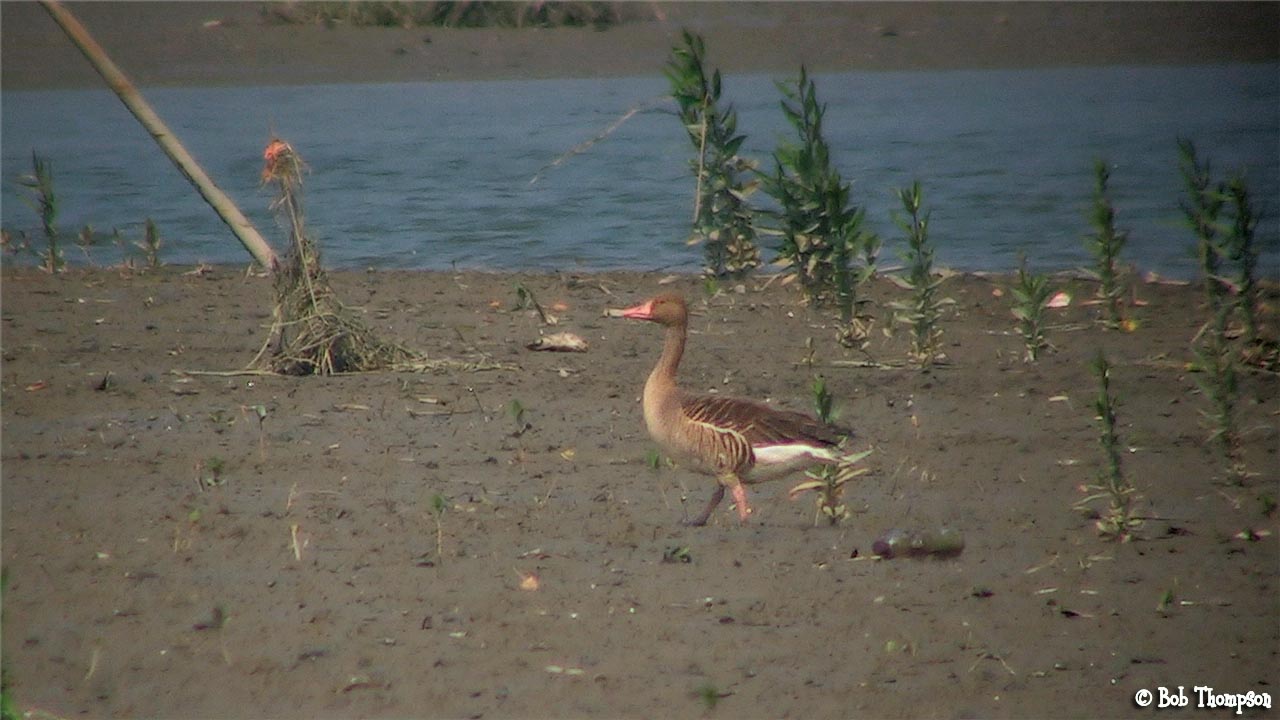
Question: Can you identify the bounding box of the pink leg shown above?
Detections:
[731,484,752,523]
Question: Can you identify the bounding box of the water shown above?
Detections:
[2,63,1277,279]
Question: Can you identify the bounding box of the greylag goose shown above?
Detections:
[621,293,851,525]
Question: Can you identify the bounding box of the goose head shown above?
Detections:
[621,293,688,327]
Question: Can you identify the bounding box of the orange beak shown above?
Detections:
[620,299,655,320]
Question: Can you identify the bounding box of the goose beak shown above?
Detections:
[620,299,656,320]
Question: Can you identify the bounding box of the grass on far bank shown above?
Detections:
[262,1,656,29]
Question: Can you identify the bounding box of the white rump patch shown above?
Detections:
[748,443,839,481]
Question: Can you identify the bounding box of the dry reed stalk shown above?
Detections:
[251,139,512,375]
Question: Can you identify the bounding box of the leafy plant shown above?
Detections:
[1084,160,1128,329]
[513,282,557,324]
[789,447,872,527]
[1222,175,1267,357]
[16,151,63,273]
[1076,352,1140,540]
[763,65,877,344]
[889,182,948,367]
[1178,139,1227,313]
[1010,252,1054,362]
[810,375,836,425]
[665,30,762,279]
[1180,140,1247,481]
[786,377,872,525]
[1194,307,1244,483]
[200,456,227,489]
[1192,238,1244,482]
[75,224,99,263]
[135,217,163,269]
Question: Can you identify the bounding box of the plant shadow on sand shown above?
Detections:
[2,266,1276,718]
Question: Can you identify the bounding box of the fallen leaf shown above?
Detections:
[1046,291,1071,308]
[991,287,1005,298]
[519,572,540,591]
[24,381,48,391]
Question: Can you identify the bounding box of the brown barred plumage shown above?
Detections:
[621,293,853,526]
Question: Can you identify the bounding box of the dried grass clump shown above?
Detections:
[251,139,503,375]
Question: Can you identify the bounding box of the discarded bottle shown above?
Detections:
[872,527,965,559]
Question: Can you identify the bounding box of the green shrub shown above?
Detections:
[664,31,762,278]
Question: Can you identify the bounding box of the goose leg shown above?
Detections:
[685,485,725,527]
[730,483,752,523]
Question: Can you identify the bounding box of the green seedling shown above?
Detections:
[1219,174,1277,371]
[507,399,531,436]
[790,448,872,526]
[1075,353,1140,540]
[242,403,269,461]
[697,682,725,712]
[1010,252,1054,362]
[889,182,950,367]
[208,408,235,428]
[75,225,99,263]
[1223,176,1262,347]
[430,492,447,561]
[1193,296,1244,483]
[811,375,835,425]
[701,275,720,298]
[789,376,871,524]
[1181,140,1247,481]
[200,456,226,489]
[1178,139,1227,313]
[513,282,555,324]
[763,65,877,342]
[16,151,63,273]
[662,545,692,563]
[665,30,762,278]
[135,217,163,269]
[1259,494,1277,518]
[1084,160,1128,329]
[800,336,817,369]
[645,448,662,471]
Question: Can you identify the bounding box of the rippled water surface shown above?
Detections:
[3,64,1276,278]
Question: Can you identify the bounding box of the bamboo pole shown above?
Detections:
[40,0,279,271]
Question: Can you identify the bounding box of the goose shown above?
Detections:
[621,293,851,525]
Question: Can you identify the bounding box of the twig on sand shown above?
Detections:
[828,359,953,370]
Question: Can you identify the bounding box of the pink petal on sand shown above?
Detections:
[1046,292,1071,308]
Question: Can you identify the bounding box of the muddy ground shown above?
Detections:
[2,266,1276,718]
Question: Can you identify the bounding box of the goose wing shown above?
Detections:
[681,393,849,449]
